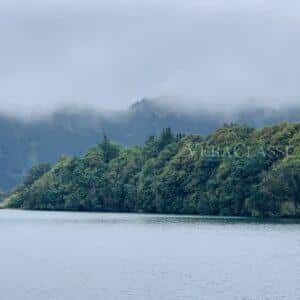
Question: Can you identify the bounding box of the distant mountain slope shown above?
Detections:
[1,98,300,190]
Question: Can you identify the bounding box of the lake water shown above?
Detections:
[1,209,300,300]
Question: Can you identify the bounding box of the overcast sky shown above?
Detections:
[1,0,300,116]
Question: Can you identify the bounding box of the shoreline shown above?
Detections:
[1,207,300,222]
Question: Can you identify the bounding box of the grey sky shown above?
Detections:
[1,0,300,116]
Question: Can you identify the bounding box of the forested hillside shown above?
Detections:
[6,122,300,217]
[1,99,300,190]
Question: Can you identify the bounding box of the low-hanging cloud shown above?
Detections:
[1,0,300,116]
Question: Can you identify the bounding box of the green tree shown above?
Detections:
[99,133,120,163]
[23,163,51,187]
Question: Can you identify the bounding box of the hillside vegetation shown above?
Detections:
[1,99,300,190]
[6,123,300,217]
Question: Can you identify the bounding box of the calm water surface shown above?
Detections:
[1,209,300,300]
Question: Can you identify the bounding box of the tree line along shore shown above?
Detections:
[5,123,300,217]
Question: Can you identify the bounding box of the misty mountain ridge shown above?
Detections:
[1,98,300,191]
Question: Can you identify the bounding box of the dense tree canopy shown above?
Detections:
[2,100,300,191]
[6,123,300,217]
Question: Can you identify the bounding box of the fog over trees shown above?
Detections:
[1,99,300,191]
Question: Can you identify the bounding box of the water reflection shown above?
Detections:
[1,209,300,300]
[1,209,300,226]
